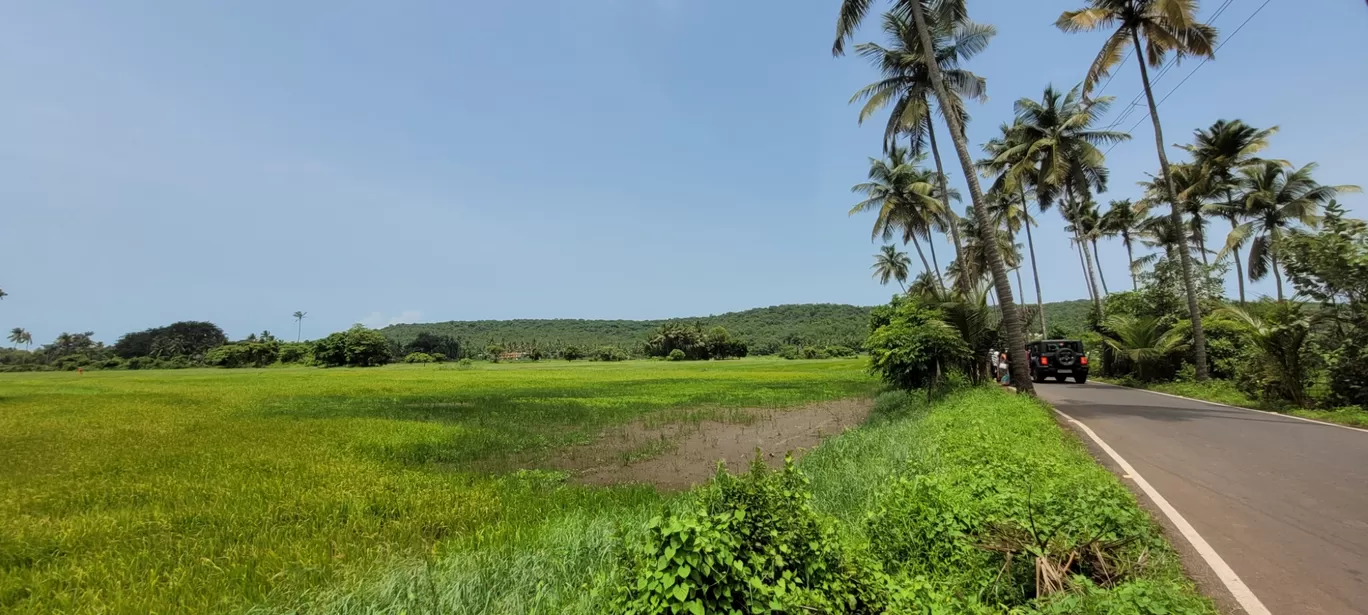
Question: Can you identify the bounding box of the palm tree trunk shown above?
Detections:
[1272,252,1285,302]
[1091,238,1110,295]
[926,234,943,285]
[1132,27,1209,382]
[1023,188,1047,338]
[1232,244,1246,304]
[1076,239,1096,304]
[908,236,934,281]
[1124,236,1138,291]
[925,118,965,290]
[297,320,302,343]
[907,0,1033,394]
[1014,267,1025,305]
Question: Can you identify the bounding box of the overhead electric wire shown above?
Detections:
[1104,0,1275,155]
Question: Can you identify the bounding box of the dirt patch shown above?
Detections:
[551,398,872,490]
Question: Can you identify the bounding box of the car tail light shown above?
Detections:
[1080,356,1089,365]
[1040,357,1048,366]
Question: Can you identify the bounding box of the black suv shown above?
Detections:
[1027,340,1089,383]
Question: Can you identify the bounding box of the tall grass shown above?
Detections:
[0,359,876,614]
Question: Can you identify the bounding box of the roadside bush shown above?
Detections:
[313,325,392,367]
[865,302,971,391]
[667,349,686,361]
[403,352,436,364]
[611,458,890,615]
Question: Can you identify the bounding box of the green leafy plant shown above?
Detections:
[403,352,436,364]
[611,458,889,615]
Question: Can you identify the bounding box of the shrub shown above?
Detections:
[611,458,889,615]
[777,345,800,360]
[561,345,585,361]
[403,352,436,364]
[801,346,830,360]
[313,325,392,367]
[865,302,971,391]
[667,349,686,361]
[590,346,629,362]
[206,340,281,368]
[278,342,311,364]
[458,358,474,368]
[824,345,857,358]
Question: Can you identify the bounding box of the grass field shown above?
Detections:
[0,359,877,614]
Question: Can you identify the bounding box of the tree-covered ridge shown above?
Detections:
[379,301,1099,355]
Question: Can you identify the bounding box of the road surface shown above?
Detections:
[1037,381,1368,615]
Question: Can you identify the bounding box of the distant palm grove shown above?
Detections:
[837,0,1366,416]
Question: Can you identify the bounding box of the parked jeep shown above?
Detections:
[1026,340,1089,383]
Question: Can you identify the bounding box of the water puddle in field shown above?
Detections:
[547,398,871,490]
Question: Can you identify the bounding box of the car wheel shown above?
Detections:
[1074,375,1088,384]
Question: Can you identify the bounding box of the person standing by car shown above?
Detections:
[998,352,1010,384]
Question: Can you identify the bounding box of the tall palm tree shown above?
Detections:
[8,327,27,349]
[1101,199,1148,290]
[1183,119,1279,304]
[850,7,991,289]
[293,311,308,342]
[850,145,948,286]
[1062,199,1106,312]
[872,245,914,291]
[1224,162,1360,301]
[836,0,1035,394]
[979,122,1048,337]
[992,86,1128,317]
[1058,0,1218,380]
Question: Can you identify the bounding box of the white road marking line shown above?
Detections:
[1099,381,1368,435]
[1053,407,1273,615]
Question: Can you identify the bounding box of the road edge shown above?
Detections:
[1100,381,1368,435]
[1050,405,1272,615]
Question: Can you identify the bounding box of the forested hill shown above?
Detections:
[380,304,873,355]
[380,300,1095,355]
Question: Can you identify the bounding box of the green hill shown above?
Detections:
[381,300,1095,356]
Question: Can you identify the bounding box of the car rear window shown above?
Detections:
[1043,341,1083,352]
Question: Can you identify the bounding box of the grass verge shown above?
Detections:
[1099,378,1368,428]
[606,387,1215,614]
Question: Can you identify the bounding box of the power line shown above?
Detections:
[1104,0,1274,155]
[1098,0,1234,130]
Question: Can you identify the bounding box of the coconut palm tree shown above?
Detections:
[836,0,1034,393]
[872,245,914,291]
[1058,0,1218,380]
[8,327,27,349]
[993,86,1127,316]
[850,7,992,278]
[1101,199,1148,290]
[953,210,1020,293]
[1224,162,1360,301]
[1099,313,1188,382]
[850,145,948,286]
[1062,199,1106,312]
[0,288,7,301]
[1182,119,1280,304]
[293,311,308,342]
[979,124,1049,337]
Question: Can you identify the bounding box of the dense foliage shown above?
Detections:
[612,389,1213,615]
[313,325,392,367]
[643,323,748,360]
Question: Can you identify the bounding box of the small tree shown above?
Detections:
[313,325,391,367]
[1098,314,1187,382]
[866,300,971,393]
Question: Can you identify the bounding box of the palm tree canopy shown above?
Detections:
[850,8,993,150]
[1225,162,1360,278]
[997,85,1129,209]
[872,245,914,286]
[850,145,948,243]
[1101,199,1147,239]
[1099,313,1188,365]
[1056,0,1218,98]
[294,311,307,320]
[833,0,969,56]
[1181,119,1279,184]
[8,328,26,345]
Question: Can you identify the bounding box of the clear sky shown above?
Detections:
[3,0,1365,343]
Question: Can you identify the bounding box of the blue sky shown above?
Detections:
[3,0,1365,343]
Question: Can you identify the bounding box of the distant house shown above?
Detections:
[497,352,525,362]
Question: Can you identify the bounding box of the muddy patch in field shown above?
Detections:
[549,398,872,490]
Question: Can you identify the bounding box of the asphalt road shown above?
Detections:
[1037,381,1368,615]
